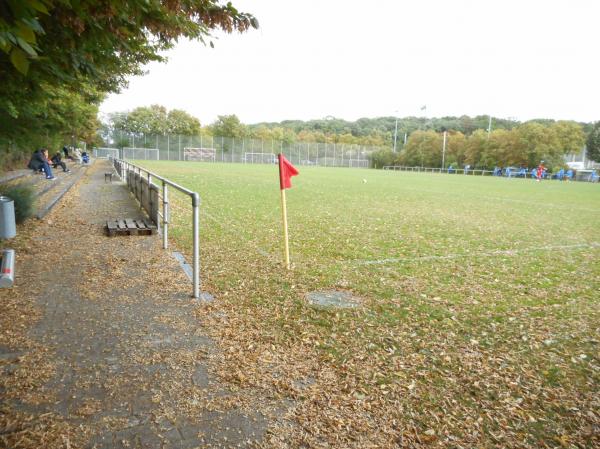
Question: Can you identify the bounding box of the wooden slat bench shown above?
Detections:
[106,218,157,236]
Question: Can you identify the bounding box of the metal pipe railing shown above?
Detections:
[383,165,495,176]
[112,158,202,299]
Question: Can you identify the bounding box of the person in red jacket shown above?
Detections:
[536,161,545,182]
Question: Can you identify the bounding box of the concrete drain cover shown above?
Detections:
[306,290,361,309]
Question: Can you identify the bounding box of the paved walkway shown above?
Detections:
[0,160,270,448]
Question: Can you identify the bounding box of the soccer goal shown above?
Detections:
[93,147,120,159]
[349,159,369,168]
[183,147,217,162]
[243,152,277,164]
[122,147,159,160]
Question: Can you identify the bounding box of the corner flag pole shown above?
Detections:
[277,153,299,270]
[280,188,291,270]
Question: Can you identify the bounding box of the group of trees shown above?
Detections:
[370,121,588,170]
[0,0,257,169]
[107,105,201,136]
[102,109,598,171]
[250,115,522,146]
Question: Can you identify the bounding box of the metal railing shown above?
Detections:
[112,158,202,299]
[383,166,494,176]
[382,165,600,182]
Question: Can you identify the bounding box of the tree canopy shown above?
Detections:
[0,0,257,168]
[394,121,586,170]
[109,105,201,136]
[586,122,600,163]
[210,114,248,138]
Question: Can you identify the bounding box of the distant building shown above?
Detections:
[565,146,599,169]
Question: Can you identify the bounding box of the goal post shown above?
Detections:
[243,152,277,164]
[183,147,217,162]
[93,147,120,159]
[122,147,159,160]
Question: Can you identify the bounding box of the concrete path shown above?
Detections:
[0,160,270,448]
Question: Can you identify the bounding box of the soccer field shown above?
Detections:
[138,160,599,448]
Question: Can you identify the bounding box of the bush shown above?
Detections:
[0,184,36,224]
[369,149,397,169]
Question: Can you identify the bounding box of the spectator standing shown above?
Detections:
[62,146,74,161]
[73,148,82,163]
[566,169,574,181]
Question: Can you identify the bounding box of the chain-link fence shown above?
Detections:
[99,132,385,168]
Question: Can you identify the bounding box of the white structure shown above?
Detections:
[243,152,277,164]
[122,147,159,160]
[93,147,120,159]
[183,147,217,162]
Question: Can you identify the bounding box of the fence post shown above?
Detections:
[192,193,200,299]
[162,183,169,249]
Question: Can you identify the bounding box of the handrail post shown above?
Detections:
[162,182,168,249]
[192,193,200,299]
[114,158,204,300]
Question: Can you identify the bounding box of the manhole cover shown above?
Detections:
[305,290,361,309]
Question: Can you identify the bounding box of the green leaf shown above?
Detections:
[21,18,45,34]
[0,36,10,53]
[16,37,37,56]
[29,0,50,15]
[10,47,30,74]
[16,22,37,43]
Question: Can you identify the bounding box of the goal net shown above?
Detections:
[183,147,217,162]
[349,159,369,168]
[243,152,277,164]
[93,147,120,159]
[122,147,159,160]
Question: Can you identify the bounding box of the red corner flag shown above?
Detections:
[278,153,299,190]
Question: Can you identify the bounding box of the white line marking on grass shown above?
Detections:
[355,242,600,266]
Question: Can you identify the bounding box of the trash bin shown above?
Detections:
[0,196,16,239]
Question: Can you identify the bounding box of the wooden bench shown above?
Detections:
[106,218,157,236]
[104,172,113,183]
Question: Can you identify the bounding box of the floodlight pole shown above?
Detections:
[487,115,492,139]
[393,115,399,153]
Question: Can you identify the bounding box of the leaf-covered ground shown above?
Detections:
[0,161,282,448]
[132,161,599,448]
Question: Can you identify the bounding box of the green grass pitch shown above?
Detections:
[136,160,599,447]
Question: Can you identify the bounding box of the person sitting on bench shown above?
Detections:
[27,148,56,180]
[51,152,71,173]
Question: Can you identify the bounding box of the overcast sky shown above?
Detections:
[99,0,600,126]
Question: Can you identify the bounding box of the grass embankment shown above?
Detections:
[139,161,599,448]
